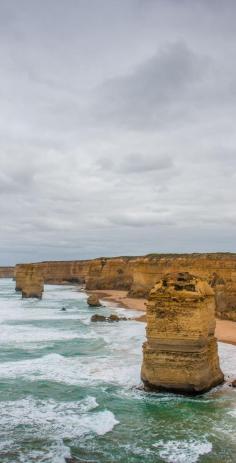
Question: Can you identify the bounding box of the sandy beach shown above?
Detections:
[89,289,236,346]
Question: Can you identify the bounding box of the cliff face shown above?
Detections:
[15,258,134,291]
[86,258,133,290]
[15,260,91,290]
[14,253,236,321]
[129,254,236,321]
[20,265,44,299]
[0,267,15,278]
[141,272,224,394]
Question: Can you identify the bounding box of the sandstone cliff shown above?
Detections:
[0,267,15,278]
[141,272,224,394]
[15,258,134,291]
[15,260,92,291]
[129,254,236,321]
[85,257,133,290]
[14,253,236,320]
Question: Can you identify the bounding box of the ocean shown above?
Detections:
[0,279,235,463]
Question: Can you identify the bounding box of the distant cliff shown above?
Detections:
[0,267,15,278]
[15,258,133,290]
[15,260,91,289]
[14,253,236,321]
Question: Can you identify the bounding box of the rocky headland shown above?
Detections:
[0,267,15,278]
[11,253,236,320]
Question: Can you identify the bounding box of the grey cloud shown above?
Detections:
[0,1,235,264]
[109,212,174,227]
[98,153,173,174]
[94,42,209,129]
[118,153,173,173]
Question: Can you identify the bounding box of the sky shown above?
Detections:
[0,0,236,265]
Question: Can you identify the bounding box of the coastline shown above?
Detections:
[88,289,236,346]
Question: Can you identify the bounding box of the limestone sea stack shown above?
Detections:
[21,265,44,299]
[15,265,27,291]
[141,272,224,394]
[87,294,102,307]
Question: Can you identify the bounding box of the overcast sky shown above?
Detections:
[0,0,236,265]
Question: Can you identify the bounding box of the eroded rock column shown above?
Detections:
[141,272,224,394]
[21,265,44,299]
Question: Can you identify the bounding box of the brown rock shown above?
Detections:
[91,313,128,322]
[21,265,44,299]
[230,379,236,387]
[91,314,107,322]
[87,294,102,307]
[141,272,224,394]
[109,314,120,321]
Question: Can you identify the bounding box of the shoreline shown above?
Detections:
[88,289,236,346]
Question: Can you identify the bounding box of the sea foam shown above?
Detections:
[0,395,118,439]
[0,351,141,386]
[153,439,212,463]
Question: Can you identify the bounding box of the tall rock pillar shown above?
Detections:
[21,265,44,299]
[141,272,224,394]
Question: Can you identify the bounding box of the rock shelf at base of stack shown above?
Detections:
[21,265,44,299]
[141,272,224,395]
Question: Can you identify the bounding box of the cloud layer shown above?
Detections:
[0,0,235,264]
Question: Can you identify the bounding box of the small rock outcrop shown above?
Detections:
[91,313,128,322]
[21,265,44,299]
[65,458,80,463]
[87,294,102,307]
[141,272,224,394]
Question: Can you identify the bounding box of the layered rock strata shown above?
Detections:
[15,260,91,289]
[0,267,15,278]
[141,272,224,394]
[14,253,236,320]
[21,265,44,299]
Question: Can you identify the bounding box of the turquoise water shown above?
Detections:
[0,279,235,463]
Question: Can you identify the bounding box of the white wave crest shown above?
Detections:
[0,352,141,386]
[153,439,212,463]
[0,395,118,440]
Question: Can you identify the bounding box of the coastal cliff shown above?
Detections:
[141,272,224,394]
[0,267,15,278]
[14,253,236,321]
[15,260,91,290]
[85,257,133,290]
[129,254,236,321]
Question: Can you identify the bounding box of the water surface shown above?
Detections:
[0,279,235,462]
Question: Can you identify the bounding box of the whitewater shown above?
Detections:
[0,279,235,462]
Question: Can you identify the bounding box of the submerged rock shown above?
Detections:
[87,294,102,307]
[91,313,128,322]
[65,458,80,463]
[91,314,107,322]
[141,272,224,394]
[109,314,120,322]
